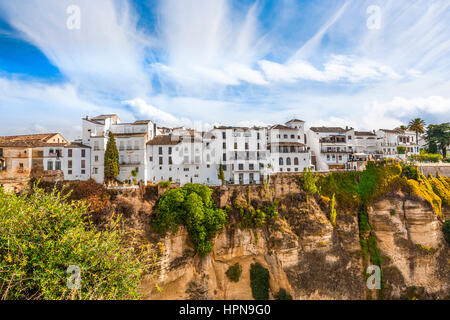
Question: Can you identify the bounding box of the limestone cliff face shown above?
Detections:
[136,186,449,300]
[368,194,450,299]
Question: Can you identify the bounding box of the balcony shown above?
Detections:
[321,148,352,153]
[120,161,141,165]
[320,136,346,144]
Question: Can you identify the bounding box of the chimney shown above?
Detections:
[346,126,348,130]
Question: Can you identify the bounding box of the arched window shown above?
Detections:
[279,157,283,165]
[294,157,299,165]
[286,157,291,165]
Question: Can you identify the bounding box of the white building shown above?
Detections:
[81,115,155,184]
[376,129,419,159]
[267,119,313,174]
[43,142,91,181]
[309,126,355,171]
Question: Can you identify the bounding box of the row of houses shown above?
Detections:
[0,114,422,188]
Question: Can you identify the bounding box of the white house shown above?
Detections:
[43,142,91,180]
[81,115,155,184]
[377,129,419,159]
[309,126,355,171]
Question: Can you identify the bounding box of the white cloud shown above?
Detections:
[0,0,151,97]
[259,55,401,83]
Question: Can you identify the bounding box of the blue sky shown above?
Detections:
[0,0,449,140]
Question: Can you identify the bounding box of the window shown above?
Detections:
[47,161,53,170]
[223,153,226,161]
[81,160,85,169]
[68,149,73,157]
[339,155,342,161]
[168,147,172,155]
[149,156,153,162]
[327,155,330,161]
[184,168,189,172]
[234,142,238,149]
[159,147,163,155]
[257,143,260,150]
[93,142,99,151]
[95,155,99,162]
[279,158,283,165]
[223,142,226,149]
[245,143,249,150]
[291,135,295,139]
[169,157,172,165]
[283,134,288,138]
[294,157,299,165]
[159,157,163,165]
[348,136,352,140]
[68,160,73,169]
[257,132,260,140]
[249,173,254,182]
[81,170,85,174]
[119,141,125,151]
[286,158,291,165]
[238,163,244,170]
[81,149,86,157]
[68,170,72,175]
[55,161,61,170]
[259,163,264,169]
[93,167,98,174]
[222,131,226,139]
[223,165,227,171]
[249,164,254,170]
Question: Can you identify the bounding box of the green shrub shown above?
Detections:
[159,181,171,188]
[410,153,443,163]
[443,221,450,245]
[302,167,319,194]
[397,146,406,155]
[274,288,292,300]
[152,184,227,255]
[225,263,242,282]
[330,193,337,226]
[401,164,419,181]
[250,263,270,300]
[0,185,153,300]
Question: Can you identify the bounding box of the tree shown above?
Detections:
[104,131,120,182]
[398,125,408,131]
[218,163,225,185]
[0,185,155,299]
[302,167,319,194]
[408,118,426,145]
[426,123,450,158]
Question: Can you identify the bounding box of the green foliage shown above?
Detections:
[443,221,450,245]
[104,131,120,182]
[225,263,242,282]
[390,209,396,216]
[426,123,450,158]
[274,288,292,300]
[218,163,225,186]
[131,169,138,177]
[159,181,171,188]
[250,263,269,300]
[0,185,151,300]
[152,184,227,256]
[302,167,319,195]
[236,200,279,228]
[397,146,406,155]
[401,164,419,181]
[330,194,337,226]
[368,234,382,266]
[410,153,443,163]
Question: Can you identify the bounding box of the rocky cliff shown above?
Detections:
[132,180,449,300]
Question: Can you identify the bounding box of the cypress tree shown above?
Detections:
[104,131,120,183]
[218,163,225,185]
